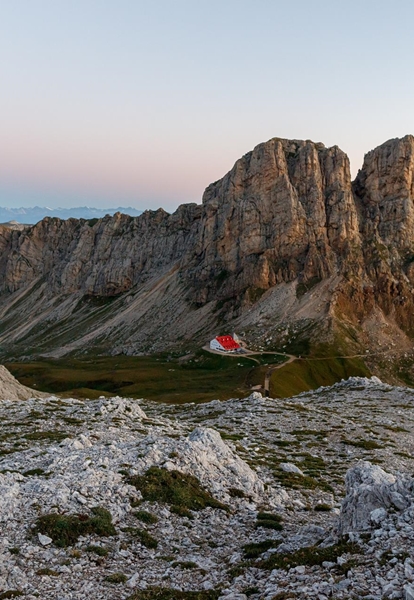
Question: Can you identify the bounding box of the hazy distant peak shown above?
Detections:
[0,206,143,224]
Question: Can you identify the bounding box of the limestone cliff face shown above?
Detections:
[351,135,414,336]
[0,204,200,296]
[186,138,362,304]
[0,135,414,360]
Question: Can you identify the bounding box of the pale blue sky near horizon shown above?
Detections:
[1,0,413,212]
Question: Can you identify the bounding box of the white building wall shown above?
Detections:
[210,338,224,351]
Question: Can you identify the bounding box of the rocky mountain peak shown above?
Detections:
[0,135,413,377]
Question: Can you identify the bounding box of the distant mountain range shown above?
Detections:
[0,206,143,224]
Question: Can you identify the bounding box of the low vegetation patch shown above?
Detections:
[36,567,59,576]
[243,539,282,559]
[256,512,283,530]
[314,503,331,512]
[127,589,220,600]
[171,561,199,570]
[24,431,69,443]
[105,572,128,584]
[85,544,109,556]
[23,468,48,477]
[171,505,194,519]
[34,506,116,547]
[259,539,360,570]
[343,438,382,450]
[274,467,333,493]
[228,487,247,498]
[127,467,228,512]
[133,510,159,524]
[121,527,158,549]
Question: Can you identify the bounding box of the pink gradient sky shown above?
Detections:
[1,0,413,212]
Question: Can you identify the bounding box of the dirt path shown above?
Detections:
[263,354,296,397]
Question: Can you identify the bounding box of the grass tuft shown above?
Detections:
[105,572,128,584]
[121,527,158,549]
[243,539,282,559]
[36,568,59,576]
[133,510,158,524]
[34,506,116,547]
[127,467,228,512]
[256,512,283,530]
[85,544,109,556]
[171,561,199,569]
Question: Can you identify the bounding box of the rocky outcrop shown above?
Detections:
[0,365,46,400]
[338,461,411,534]
[0,135,414,361]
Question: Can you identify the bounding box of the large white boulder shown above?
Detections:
[338,461,411,534]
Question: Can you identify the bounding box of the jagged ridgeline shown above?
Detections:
[0,135,414,376]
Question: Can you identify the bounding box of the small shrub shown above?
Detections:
[85,544,109,556]
[243,539,282,559]
[130,497,142,508]
[127,467,227,512]
[256,512,283,531]
[314,504,331,512]
[171,561,198,569]
[228,488,246,498]
[256,520,283,531]
[8,548,20,555]
[34,506,116,547]
[105,572,127,584]
[36,567,59,576]
[257,512,282,522]
[171,505,193,519]
[227,562,249,578]
[0,593,23,599]
[23,468,47,477]
[122,527,158,549]
[134,510,158,524]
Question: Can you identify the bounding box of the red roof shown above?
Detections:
[216,335,240,350]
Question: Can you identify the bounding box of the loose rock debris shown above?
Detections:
[1,375,414,598]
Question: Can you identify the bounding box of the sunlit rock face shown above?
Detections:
[187,138,362,303]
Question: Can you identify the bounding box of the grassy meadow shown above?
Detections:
[6,351,285,404]
[269,355,370,398]
[6,348,371,403]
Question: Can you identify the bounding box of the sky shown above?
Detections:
[0,0,413,212]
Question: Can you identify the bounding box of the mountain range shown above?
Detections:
[0,205,143,224]
[0,135,413,386]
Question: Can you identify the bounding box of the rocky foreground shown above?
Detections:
[1,374,414,599]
